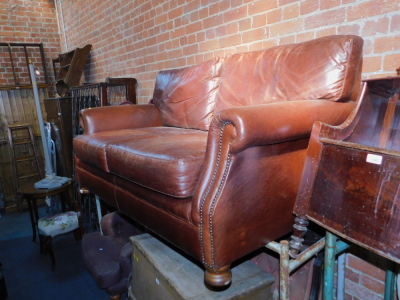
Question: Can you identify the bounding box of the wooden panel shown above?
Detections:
[56,45,92,96]
[308,144,400,263]
[0,86,48,209]
[0,140,14,207]
[0,91,13,135]
[294,77,400,263]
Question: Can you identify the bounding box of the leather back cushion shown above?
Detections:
[215,35,363,113]
[152,57,223,131]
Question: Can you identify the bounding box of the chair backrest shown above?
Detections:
[214,35,363,113]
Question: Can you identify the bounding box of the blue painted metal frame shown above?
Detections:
[324,231,396,300]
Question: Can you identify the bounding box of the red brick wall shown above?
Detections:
[3,1,393,298]
[58,1,399,298]
[58,0,400,104]
[0,0,61,92]
[343,252,388,300]
[329,246,393,300]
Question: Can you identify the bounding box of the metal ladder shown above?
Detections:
[7,123,44,210]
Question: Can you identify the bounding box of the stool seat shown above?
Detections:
[38,211,79,237]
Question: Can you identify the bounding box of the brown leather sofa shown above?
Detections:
[73,35,363,288]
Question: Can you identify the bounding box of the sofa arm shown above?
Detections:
[79,104,163,134]
[209,99,356,154]
[192,99,356,272]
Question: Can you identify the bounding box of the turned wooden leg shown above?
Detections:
[79,187,90,195]
[73,228,82,241]
[288,216,309,258]
[204,265,232,287]
[39,234,45,254]
[44,236,56,271]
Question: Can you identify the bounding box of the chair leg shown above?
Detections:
[73,228,82,241]
[288,216,309,258]
[109,295,121,300]
[44,236,56,271]
[39,234,45,254]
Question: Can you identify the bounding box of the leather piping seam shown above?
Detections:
[199,121,232,270]
[209,152,231,269]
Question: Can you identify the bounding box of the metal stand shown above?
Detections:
[324,231,396,300]
[265,238,325,300]
[323,232,350,299]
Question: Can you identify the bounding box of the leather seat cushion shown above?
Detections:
[106,127,208,198]
[73,129,142,172]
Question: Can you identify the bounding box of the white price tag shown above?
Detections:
[366,154,382,165]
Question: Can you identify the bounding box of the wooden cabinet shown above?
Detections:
[55,45,92,97]
[293,76,400,264]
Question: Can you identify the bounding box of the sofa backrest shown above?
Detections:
[152,35,363,131]
[214,35,363,113]
[152,57,223,131]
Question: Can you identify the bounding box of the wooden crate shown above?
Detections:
[129,234,274,300]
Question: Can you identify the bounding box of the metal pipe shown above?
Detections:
[324,231,337,300]
[28,60,54,178]
[38,43,49,85]
[336,240,350,254]
[58,0,68,50]
[384,260,396,300]
[7,44,18,85]
[266,237,326,300]
[265,241,281,252]
[95,195,103,235]
[279,240,290,300]
[337,253,346,300]
[0,42,42,47]
[23,45,32,84]
[335,238,350,299]
[289,237,325,271]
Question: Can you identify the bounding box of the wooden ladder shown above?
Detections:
[7,123,44,210]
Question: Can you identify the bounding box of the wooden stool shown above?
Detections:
[17,182,71,242]
[17,181,80,270]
